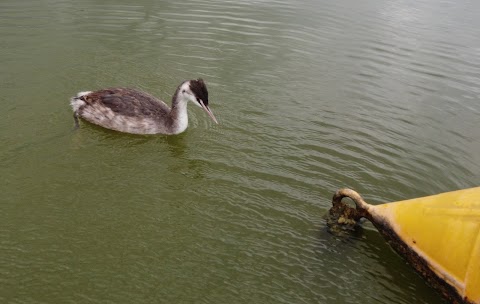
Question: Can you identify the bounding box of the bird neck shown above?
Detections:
[169,85,189,134]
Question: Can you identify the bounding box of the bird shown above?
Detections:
[70,78,218,135]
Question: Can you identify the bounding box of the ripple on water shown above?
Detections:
[0,0,478,303]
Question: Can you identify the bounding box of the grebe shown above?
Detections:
[70,78,218,135]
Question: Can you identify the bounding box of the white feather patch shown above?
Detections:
[77,91,92,97]
[70,91,92,112]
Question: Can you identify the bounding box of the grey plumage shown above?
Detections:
[70,79,217,135]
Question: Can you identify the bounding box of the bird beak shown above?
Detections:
[199,99,218,124]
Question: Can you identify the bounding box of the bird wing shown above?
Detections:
[81,88,171,118]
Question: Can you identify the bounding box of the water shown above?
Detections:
[1,0,479,303]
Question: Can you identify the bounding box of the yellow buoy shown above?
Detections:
[329,187,480,304]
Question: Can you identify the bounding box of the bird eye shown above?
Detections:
[182,90,186,93]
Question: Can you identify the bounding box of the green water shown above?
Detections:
[1,0,479,303]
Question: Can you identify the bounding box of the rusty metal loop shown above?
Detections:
[331,188,370,221]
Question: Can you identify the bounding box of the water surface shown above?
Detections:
[1,0,479,303]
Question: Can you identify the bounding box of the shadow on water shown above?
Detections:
[69,120,211,183]
[70,119,189,157]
